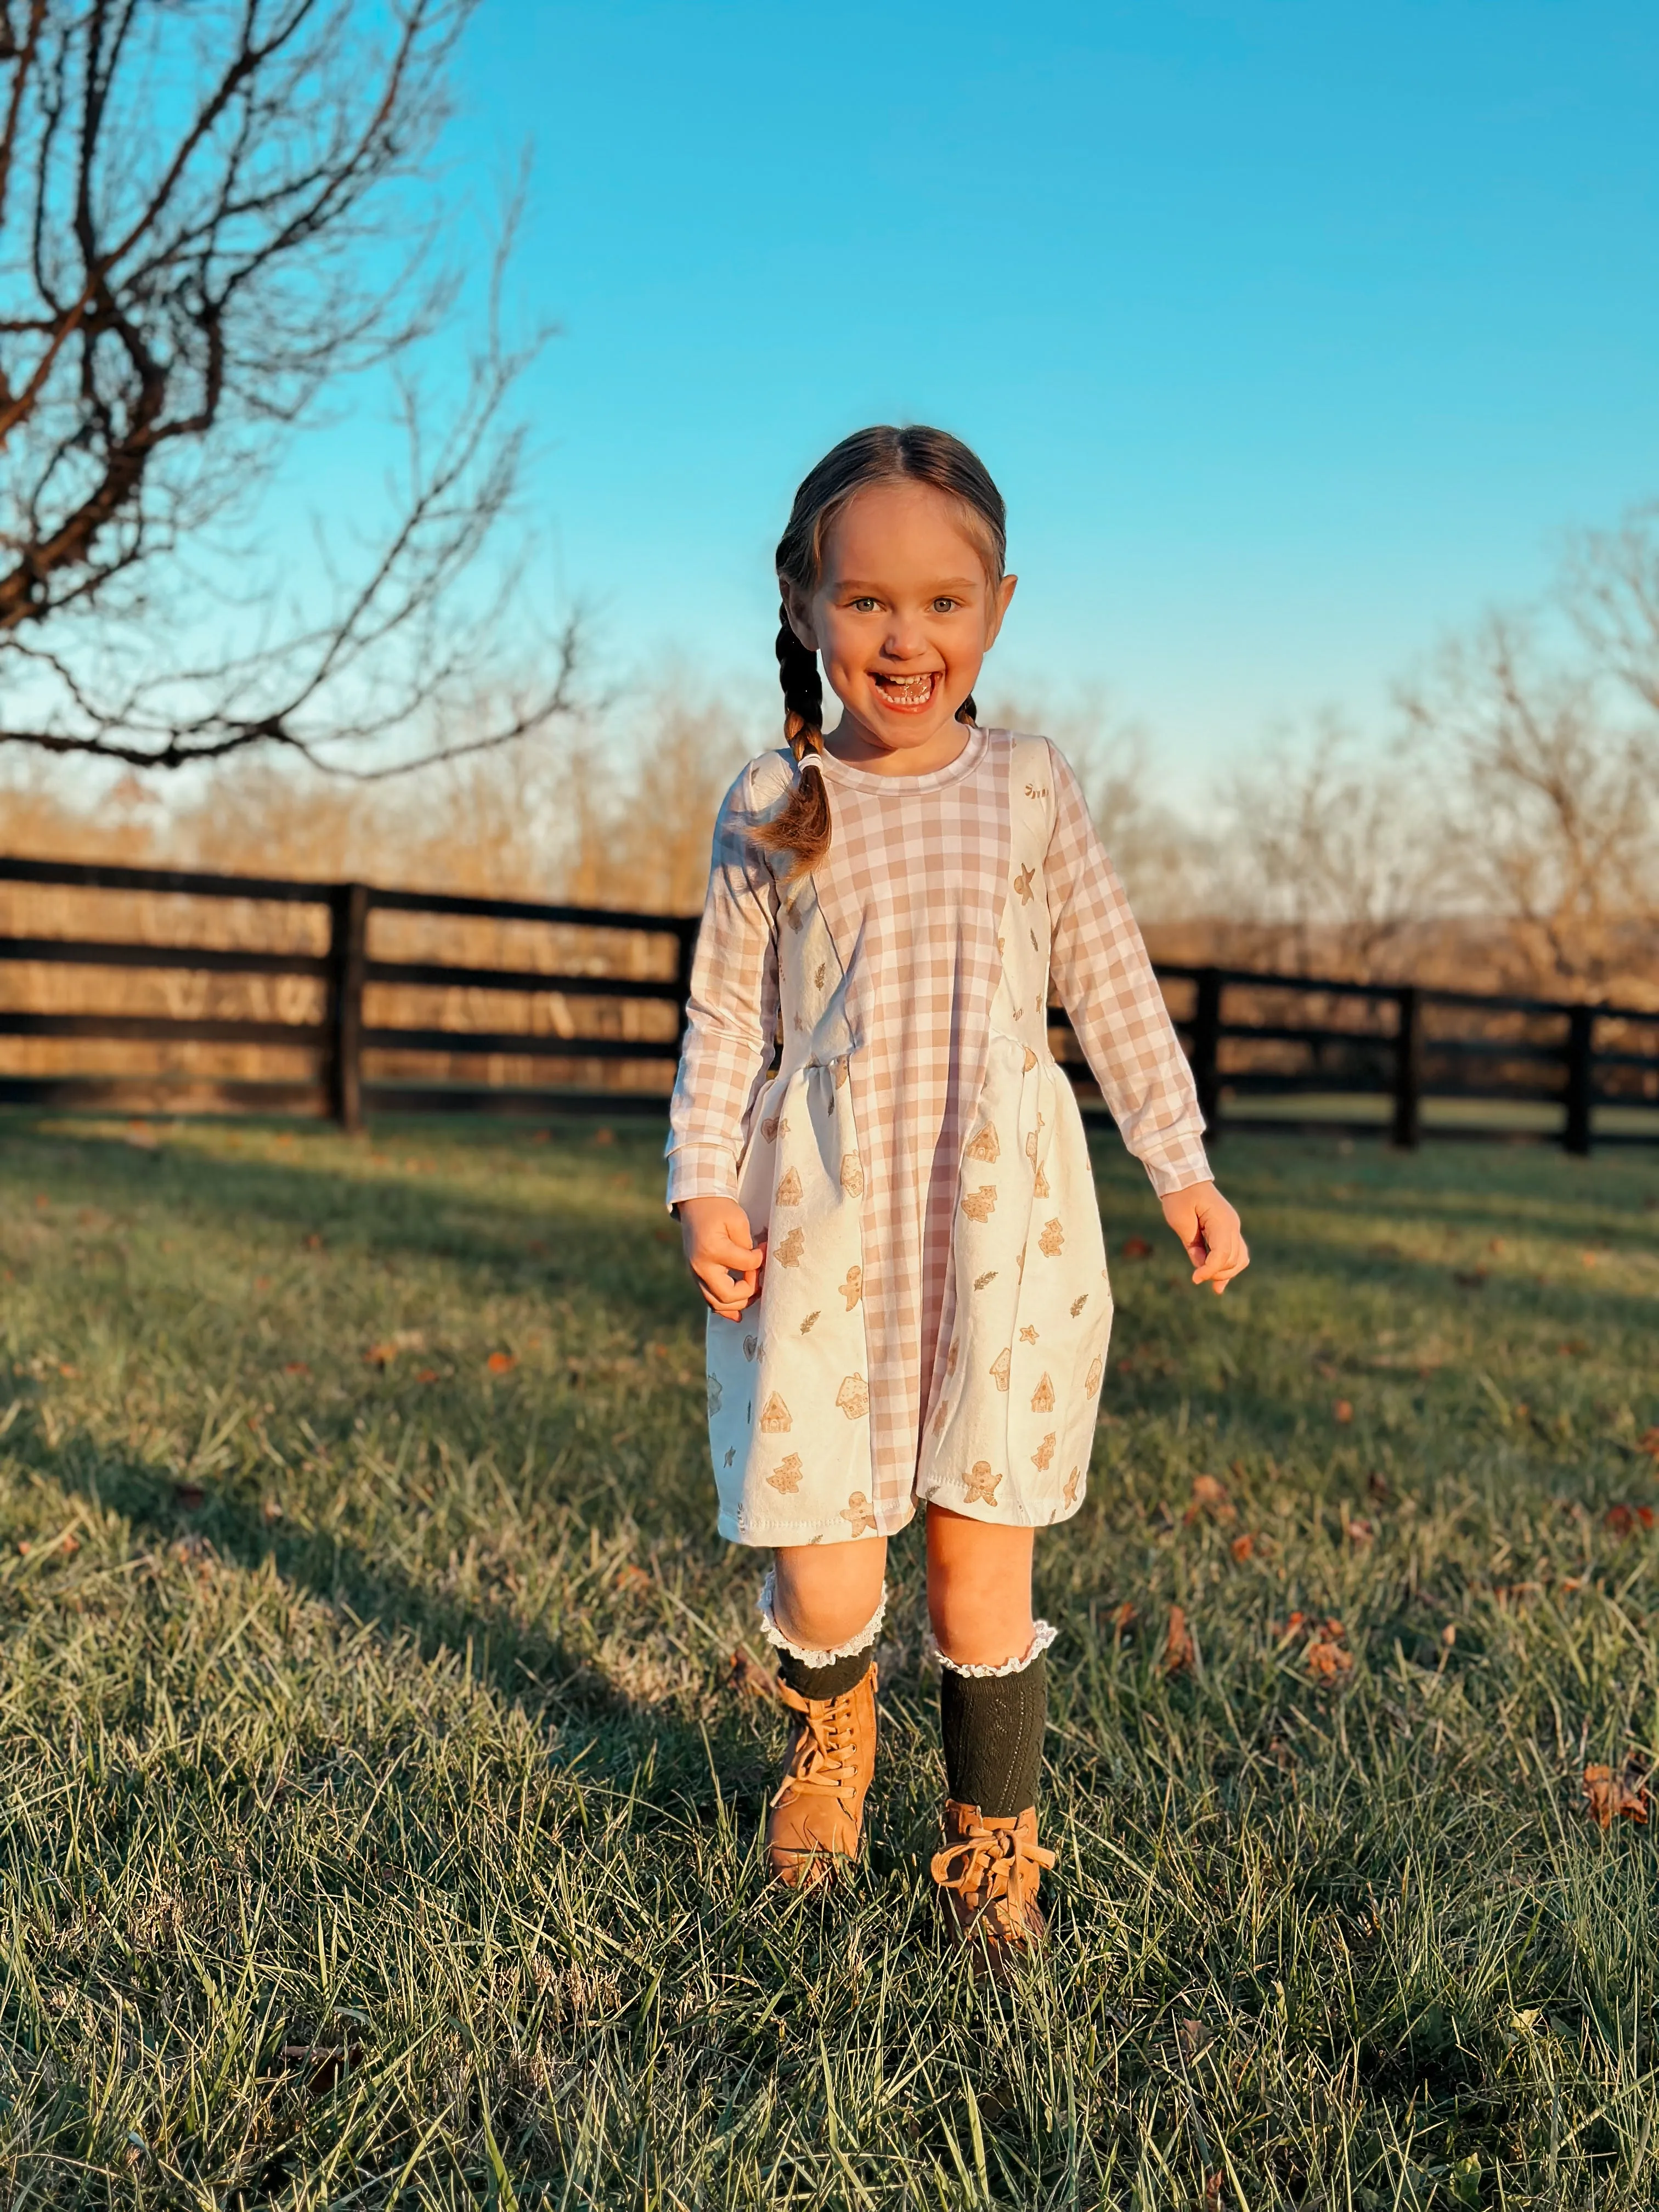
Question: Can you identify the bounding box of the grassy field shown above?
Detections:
[1,1113,1656,2209]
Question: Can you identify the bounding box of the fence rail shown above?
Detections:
[1,858,1655,1153]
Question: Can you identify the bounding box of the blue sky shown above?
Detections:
[427,0,1659,780]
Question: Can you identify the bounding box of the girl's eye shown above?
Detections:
[850,597,880,613]
[930,597,959,613]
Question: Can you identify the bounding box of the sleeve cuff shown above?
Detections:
[1138,1136,1214,1200]
[664,1141,741,1210]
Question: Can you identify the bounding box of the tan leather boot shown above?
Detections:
[931,1801,1056,1977]
[765,1662,878,1888]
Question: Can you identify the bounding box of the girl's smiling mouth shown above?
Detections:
[871,670,939,713]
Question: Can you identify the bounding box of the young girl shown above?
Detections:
[669,425,1248,1970]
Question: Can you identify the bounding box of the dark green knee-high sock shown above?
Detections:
[777,1645,873,1700]
[940,1655,1047,1818]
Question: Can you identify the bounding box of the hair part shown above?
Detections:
[754,425,1007,880]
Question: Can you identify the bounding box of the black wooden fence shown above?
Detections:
[2,856,1656,1153]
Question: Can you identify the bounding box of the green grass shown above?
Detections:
[1,1111,1657,2209]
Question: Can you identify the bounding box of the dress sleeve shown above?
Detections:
[664,761,782,1207]
[1043,742,1212,1198]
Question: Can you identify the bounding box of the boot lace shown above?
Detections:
[930,1811,1057,1933]
[772,1681,862,1804]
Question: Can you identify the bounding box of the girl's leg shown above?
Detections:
[770,1538,888,1664]
[761,1539,888,1888]
[926,1507,1032,1667]
[926,1505,1054,1968]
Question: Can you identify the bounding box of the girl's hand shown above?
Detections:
[1159,1180,1249,1294]
[678,1196,766,1321]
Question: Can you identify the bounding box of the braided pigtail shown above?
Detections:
[753,606,833,879]
[957,693,979,725]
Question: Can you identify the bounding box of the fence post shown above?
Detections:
[1564,1003,1595,1156]
[326,883,369,1133]
[1192,967,1223,1143]
[1392,985,1423,1148]
[673,918,698,1055]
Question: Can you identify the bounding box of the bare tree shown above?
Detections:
[1568,500,1659,722]
[1401,610,1658,997]
[1212,714,1441,979]
[0,0,574,775]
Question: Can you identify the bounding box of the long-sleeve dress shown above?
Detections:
[667,725,1210,1545]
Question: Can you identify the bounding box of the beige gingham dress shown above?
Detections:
[667,726,1210,1545]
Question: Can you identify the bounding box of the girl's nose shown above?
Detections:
[882,618,929,660]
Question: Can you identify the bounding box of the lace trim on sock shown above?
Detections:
[757,1568,888,1669]
[929,1620,1057,1679]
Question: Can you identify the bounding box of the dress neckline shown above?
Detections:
[817,721,991,793]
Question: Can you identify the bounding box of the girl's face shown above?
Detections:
[785,480,1017,770]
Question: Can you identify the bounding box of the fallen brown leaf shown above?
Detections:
[1163,1603,1197,1674]
[1230,1533,1256,1562]
[1606,1503,1655,1537]
[1110,1600,1137,1640]
[1334,1398,1354,1424]
[1185,1474,1237,1525]
[616,1563,652,1593]
[1305,1637,1354,1681]
[727,1650,778,1700]
[1583,1762,1650,1830]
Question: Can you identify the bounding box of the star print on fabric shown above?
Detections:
[723,1446,736,1469]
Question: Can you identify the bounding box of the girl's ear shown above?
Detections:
[981,572,1018,653]
[781,580,820,653]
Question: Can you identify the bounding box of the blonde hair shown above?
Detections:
[756,425,1007,878]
